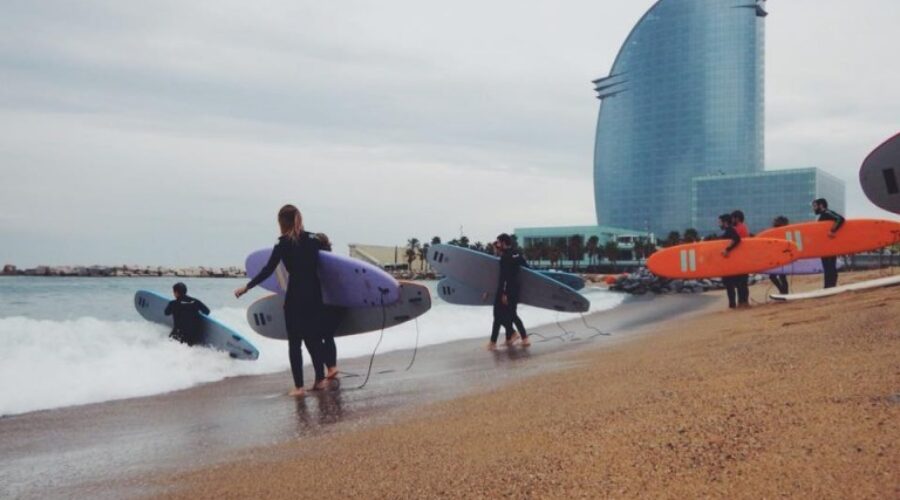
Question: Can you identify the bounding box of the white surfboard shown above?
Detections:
[769,275,900,302]
[246,281,431,340]
[427,244,589,313]
[134,290,259,360]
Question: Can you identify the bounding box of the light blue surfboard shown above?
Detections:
[134,290,259,360]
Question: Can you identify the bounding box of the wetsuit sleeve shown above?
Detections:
[516,254,529,269]
[829,210,845,233]
[725,228,741,252]
[195,299,210,316]
[164,300,175,316]
[246,244,282,291]
[497,257,509,293]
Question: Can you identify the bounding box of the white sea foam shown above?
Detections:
[0,288,624,416]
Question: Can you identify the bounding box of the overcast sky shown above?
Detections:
[1,0,898,267]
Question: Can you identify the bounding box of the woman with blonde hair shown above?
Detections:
[235,205,328,396]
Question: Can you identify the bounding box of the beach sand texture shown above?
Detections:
[156,271,899,499]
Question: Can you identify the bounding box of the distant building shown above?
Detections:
[691,168,846,235]
[2,264,16,275]
[349,244,428,271]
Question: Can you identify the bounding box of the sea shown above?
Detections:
[0,276,625,417]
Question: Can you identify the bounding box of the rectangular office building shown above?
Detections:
[691,168,846,235]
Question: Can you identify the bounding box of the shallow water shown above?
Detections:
[0,276,625,416]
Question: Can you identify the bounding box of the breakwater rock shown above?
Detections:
[608,268,764,295]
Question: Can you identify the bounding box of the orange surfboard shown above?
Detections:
[755,219,900,259]
[647,239,796,279]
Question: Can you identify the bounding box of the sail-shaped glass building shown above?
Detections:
[593,0,768,235]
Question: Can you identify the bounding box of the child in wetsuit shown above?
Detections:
[314,232,341,380]
[164,282,210,346]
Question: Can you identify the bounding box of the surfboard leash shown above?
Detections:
[579,312,611,340]
[352,291,390,390]
[403,317,421,372]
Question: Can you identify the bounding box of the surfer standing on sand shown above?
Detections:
[768,216,791,295]
[813,198,845,289]
[234,205,328,397]
[730,210,751,307]
[488,234,531,350]
[164,282,210,346]
[718,214,743,309]
[314,233,341,381]
[485,241,522,348]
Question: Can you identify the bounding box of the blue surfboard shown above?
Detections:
[134,290,259,360]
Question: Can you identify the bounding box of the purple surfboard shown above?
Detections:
[245,248,400,307]
[762,258,843,276]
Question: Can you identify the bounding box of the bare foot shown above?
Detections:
[288,387,306,397]
[505,332,520,347]
[326,367,339,379]
[486,342,497,351]
[520,337,531,347]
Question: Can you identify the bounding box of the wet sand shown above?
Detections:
[155,271,899,499]
[0,292,714,499]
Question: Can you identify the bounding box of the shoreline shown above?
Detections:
[0,292,714,499]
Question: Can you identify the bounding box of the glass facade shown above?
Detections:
[691,168,846,235]
[594,0,767,235]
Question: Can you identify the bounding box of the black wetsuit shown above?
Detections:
[491,249,529,343]
[320,305,343,371]
[817,209,846,288]
[164,295,210,346]
[246,232,326,387]
[720,226,742,308]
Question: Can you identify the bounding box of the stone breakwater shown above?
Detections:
[608,267,764,295]
[1,264,245,278]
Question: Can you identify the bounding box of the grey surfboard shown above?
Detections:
[134,290,259,360]
[427,244,589,313]
[246,281,432,340]
[860,132,900,215]
[437,277,495,306]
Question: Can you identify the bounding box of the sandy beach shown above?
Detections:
[148,271,899,499]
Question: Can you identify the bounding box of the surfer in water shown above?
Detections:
[488,233,530,350]
[768,216,790,295]
[718,214,743,309]
[730,210,751,307]
[164,282,210,346]
[234,205,328,397]
[314,232,341,380]
[813,198,845,288]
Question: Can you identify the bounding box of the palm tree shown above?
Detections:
[431,236,441,245]
[568,234,584,271]
[405,238,420,271]
[418,243,430,271]
[586,235,600,267]
[459,236,470,248]
[663,231,681,247]
[602,240,620,272]
[683,228,700,243]
[548,246,562,268]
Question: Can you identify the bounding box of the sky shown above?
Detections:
[1,0,898,267]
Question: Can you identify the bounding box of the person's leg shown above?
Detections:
[738,275,750,305]
[322,306,340,378]
[300,309,327,387]
[283,308,305,393]
[777,274,789,295]
[822,258,838,288]
[724,277,737,308]
[510,301,527,339]
[489,297,503,347]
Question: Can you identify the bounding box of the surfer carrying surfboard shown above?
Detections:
[812,199,845,289]
[730,210,751,307]
[718,214,743,309]
[488,234,531,350]
[164,282,211,346]
[234,205,329,397]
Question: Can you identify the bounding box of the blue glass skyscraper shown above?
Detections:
[593,0,767,235]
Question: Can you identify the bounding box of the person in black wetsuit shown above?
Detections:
[488,233,530,350]
[485,240,520,346]
[164,282,210,346]
[768,216,790,295]
[730,210,751,307]
[234,204,328,397]
[718,214,742,309]
[813,198,846,288]
[314,232,341,380]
